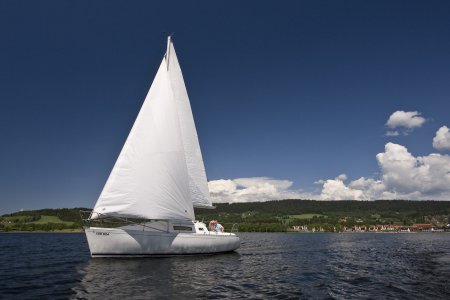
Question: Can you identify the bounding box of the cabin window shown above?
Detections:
[173,225,192,231]
[198,227,204,231]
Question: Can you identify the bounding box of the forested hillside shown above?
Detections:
[196,200,450,232]
[1,200,449,232]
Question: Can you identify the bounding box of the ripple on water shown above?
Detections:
[0,232,449,299]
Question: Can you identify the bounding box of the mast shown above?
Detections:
[166,35,171,70]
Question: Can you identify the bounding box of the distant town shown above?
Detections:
[292,223,449,233]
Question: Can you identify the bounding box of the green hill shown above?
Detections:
[0,208,89,232]
[31,215,75,225]
[1,200,449,232]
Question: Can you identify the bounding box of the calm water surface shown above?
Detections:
[0,232,449,299]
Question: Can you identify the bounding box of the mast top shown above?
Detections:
[166,35,173,70]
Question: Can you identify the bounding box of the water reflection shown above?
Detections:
[73,253,244,299]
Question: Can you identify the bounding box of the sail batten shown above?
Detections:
[91,38,211,221]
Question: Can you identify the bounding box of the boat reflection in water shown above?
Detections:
[73,252,241,299]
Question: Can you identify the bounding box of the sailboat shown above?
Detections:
[84,37,240,257]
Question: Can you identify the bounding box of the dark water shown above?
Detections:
[0,233,449,299]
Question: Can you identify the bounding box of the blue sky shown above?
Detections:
[1,1,450,213]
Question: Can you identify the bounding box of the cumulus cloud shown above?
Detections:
[385,130,400,137]
[379,143,450,198]
[385,110,426,136]
[348,177,385,199]
[319,174,365,200]
[433,126,450,151]
[386,110,426,129]
[208,177,314,203]
[315,142,450,200]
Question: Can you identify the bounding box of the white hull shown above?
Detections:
[85,223,240,257]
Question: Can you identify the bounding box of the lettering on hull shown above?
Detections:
[95,232,110,236]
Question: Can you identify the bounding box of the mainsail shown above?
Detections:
[91,37,211,220]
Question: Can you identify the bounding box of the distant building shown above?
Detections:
[411,224,433,232]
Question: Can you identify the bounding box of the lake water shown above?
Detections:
[0,232,449,299]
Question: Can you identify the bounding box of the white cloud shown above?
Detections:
[208,179,237,195]
[433,126,450,151]
[316,142,450,200]
[385,110,426,136]
[208,177,314,203]
[336,174,347,181]
[319,174,365,200]
[348,177,385,199]
[386,110,426,129]
[377,143,450,197]
[385,130,400,137]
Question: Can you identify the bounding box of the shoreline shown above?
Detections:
[1,230,448,234]
[0,230,84,233]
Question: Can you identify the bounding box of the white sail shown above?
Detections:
[166,40,213,208]
[91,40,196,220]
